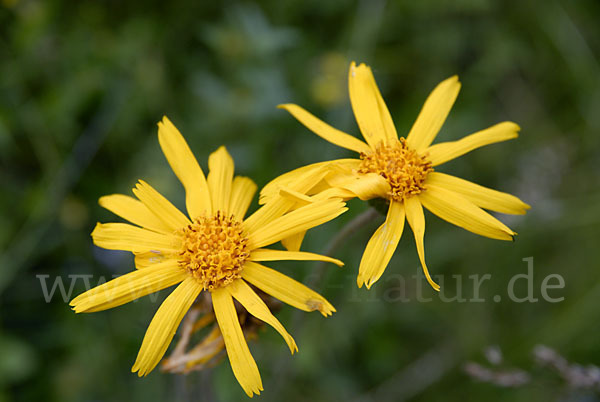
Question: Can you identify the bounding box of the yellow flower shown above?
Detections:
[71,117,346,397]
[262,62,530,291]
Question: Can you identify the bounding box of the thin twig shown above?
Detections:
[533,345,600,390]
[464,345,600,392]
[463,362,531,388]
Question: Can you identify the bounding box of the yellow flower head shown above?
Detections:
[262,61,530,291]
[71,117,346,397]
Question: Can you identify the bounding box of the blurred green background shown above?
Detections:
[1,0,599,401]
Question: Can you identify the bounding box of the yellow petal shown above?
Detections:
[245,165,331,233]
[426,172,530,215]
[229,176,257,220]
[228,279,298,354]
[134,250,173,269]
[91,223,179,253]
[243,198,296,238]
[278,103,371,154]
[207,146,235,213]
[419,185,516,240]
[70,260,186,313]
[327,172,390,200]
[313,187,356,201]
[357,201,405,289]
[426,122,519,166]
[348,62,396,147]
[281,231,306,251]
[133,180,190,231]
[404,197,440,291]
[250,248,343,267]
[259,164,323,204]
[367,66,399,142]
[278,186,354,208]
[305,178,331,196]
[259,159,360,204]
[278,187,314,206]
[247,199,347,249]
[241,261,335,316]
[211,287,263,397]
[258,162,329,206]
[158,116,212,219]
[405,76,461,152]
[275,186,353,252]
[99,194,171,233]
[132,277,202,376]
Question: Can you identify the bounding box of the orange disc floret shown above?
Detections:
[178,211,250,291]
[359,138,433,201]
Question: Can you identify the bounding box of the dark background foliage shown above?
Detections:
[1,0,599,401]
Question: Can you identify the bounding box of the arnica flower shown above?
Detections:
[70,117,346,397]
[262,62,530,291]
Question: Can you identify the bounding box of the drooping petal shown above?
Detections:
[348,62,396,147]
[228,279,297,354]
[404,197,440,291]
[133,180,190,231]
[99,194,171,233]
[426,122,519,166]
[419,185,515,240]
[405,76,461,152]
[357,201,405,289]
[241,261,335,316]
[91,223,179,253]
[327,172,390,200]
[207,146,235,214]
[247,199,347,250]
[229,176,257,220]
[132,277,202,376]
[425,172,530,215]
[249,248,344,267]
[158,116,212,218]
[70,260,187,313]
[278,103,371,154]
[211,287,263,397]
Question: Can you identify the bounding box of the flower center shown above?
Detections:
[178,212,250,291]
[358,138,433,201]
